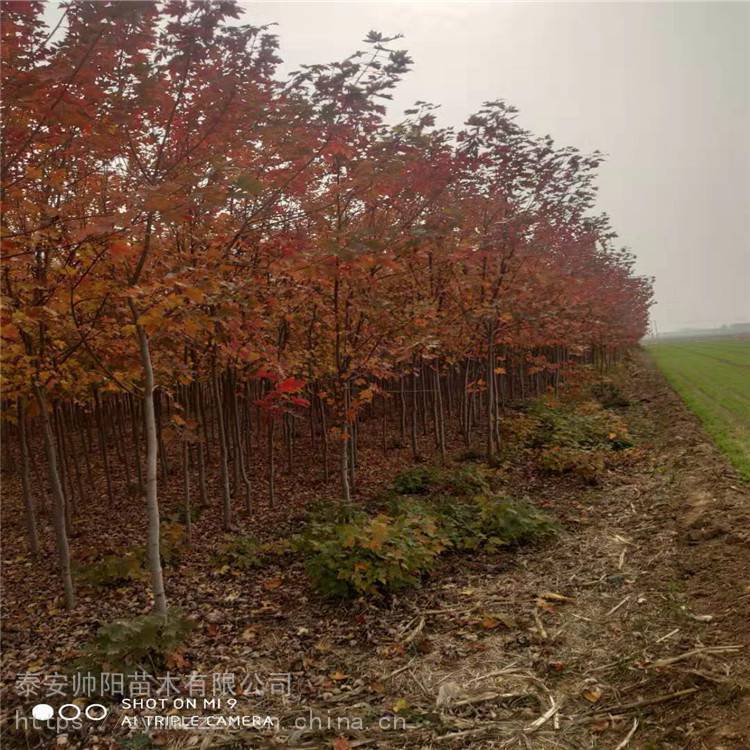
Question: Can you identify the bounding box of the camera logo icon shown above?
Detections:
[32,703,108,721]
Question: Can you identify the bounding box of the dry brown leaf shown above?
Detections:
[539,591,575,603]
[241,627,257,641]
[582,686,603,703]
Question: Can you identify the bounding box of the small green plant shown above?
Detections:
[539,446,607,482]
[528,397,634,479]
[78,523,188,588]
[427,495,485,551]
[158,522,188,567]
[531,398,631,450]
[472,495,556,549]
[212,535,293,572]
[165,505,203,526]
[303,497,361,524]
[117,734,155,750]
[442,465,490,496]
[390,466,441,495]
[80,609,194,672]
[299,511,448,598]
[425,494,554,552]
[76,553,145,588]
[591,379,630,409]
[390,465,489,498]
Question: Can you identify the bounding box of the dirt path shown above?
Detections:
[2,353,748,750]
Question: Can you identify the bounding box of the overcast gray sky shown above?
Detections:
[242,1,749,334]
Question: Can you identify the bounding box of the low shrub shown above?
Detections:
[79,609,194,672]
[531,398,631,450]
[158,521,188,567]
[389,465,489,498]
[78,521,189,588]
[212,535,293,573]
[426,496,484,551]
[472,494,556,549]
[390,466,441,495]
[420,494,554,552]
[442,465,490,496]
[539,446,607,482]
[303,497,361,525]
[165,505,203,526]
[306,490,555,599]
[591,378,630,409]
[458,448,483,463]
[528,397,633,480]
[76,553,145,588]
[499,412,542,452]
[299,511,448,598]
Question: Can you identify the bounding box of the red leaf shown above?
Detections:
[277,377,305,393]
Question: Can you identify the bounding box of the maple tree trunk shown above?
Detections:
[267,418,276,507]
[319,395,329,482]
[17,399,40,560]
[486,327,498,461]
[129,393,143,489]
[434,367,446,463]
[93,388,115,507]
[340,429,352,504]
[115,398,132,487]
[53,403,75,523]
[182,440,192,546]
[399,375,407,444]
[61,403,85,514]
[155,391,169,482]
[229,374,252,513]
[382,394,388,455]
[133,324,168,618]
[33,383,75,609]
[410,368,419,460]
[461,359,470,445]
[212,374,233,530]
[191,382,208,507]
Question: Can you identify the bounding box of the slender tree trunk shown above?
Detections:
[340,428,352,503]
[382,394,388,456]
[129,393,143,489]
[191,382,208,507]
[33,383,75,609]
[53,403,74,524]
[267,417,276,507]
[93,388,115,507]
[134,323,168,618]
[17,399,40,559]
[399,374,406,444]
[182,441,192,546]
[486,326,497,461]
[319,394,329,482]
[434,367,446,463]
[212,374,233,530]
[410,366,419,460]
[229,373,252,513]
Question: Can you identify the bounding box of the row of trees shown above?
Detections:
[1,1,652,615]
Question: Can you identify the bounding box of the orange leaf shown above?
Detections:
[262,576,282,591]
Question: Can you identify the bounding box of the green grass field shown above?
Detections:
[646,337,750,480]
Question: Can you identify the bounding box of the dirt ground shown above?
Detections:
[2,351,749,749]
